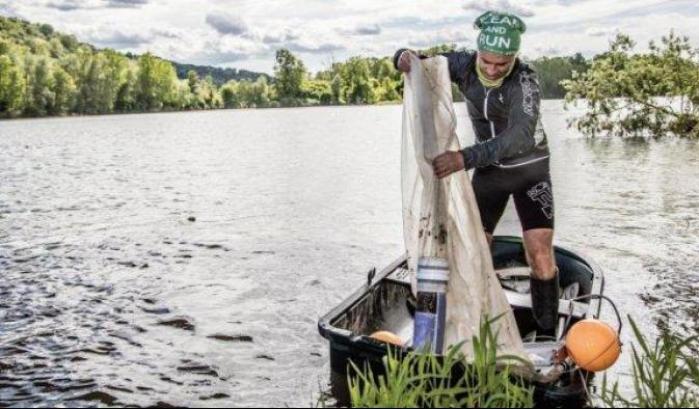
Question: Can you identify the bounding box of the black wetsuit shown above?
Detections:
[394,49,554,233]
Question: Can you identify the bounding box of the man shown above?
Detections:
[394,11,559,337]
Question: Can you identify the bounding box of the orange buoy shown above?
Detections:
[369,331,405,347]
[565,319,621,372]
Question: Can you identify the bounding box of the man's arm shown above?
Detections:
[393,49,475,83]
[461,70,541,169]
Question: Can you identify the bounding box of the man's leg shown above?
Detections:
[512,164,557,338]
[523,229,558,338]
[472,168,509,248]
[522,228,556,280]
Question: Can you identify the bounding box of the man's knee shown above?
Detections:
[527,247,556,280]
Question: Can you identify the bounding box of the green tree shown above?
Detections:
[50,66,76,115]
[221,80,241,108]
[330,74,343,104]
[115,68,136,112]
[564,32,699,139]
[39,24,54,37]
[187,70,199,94]
[59,34,78,52]
[221,77,271,109]
[248,76,271,108]
[0,40,11,55]
[135,52,178,111]
[341,57,375,104]
[530,54,589,99]
[0,54,25,116]
[274,48,306,102]
[26,57,55,116]
[75,54,101,113]
[302,79,332,105]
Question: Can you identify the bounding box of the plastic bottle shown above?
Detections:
[412,257,449,354]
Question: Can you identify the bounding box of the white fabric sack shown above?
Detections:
[401,54,528,361]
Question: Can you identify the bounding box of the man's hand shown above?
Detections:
[432,151,465,179]
[397,50,416,73]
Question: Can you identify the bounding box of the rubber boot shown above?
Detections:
[530,269,559,340]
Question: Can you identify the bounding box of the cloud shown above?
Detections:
[336,23,382,37]
[192,50,250,64]
[0,1,19,16]
[462,0,535,18]
[261,28,300,44]
[152,28,181,39]
[407,27,472,48]
[106,0,149,8]
[287,41,346,54]
[45,0,88,11]
[205,12,249,36]
[5,0,699,75]
[42,0,148,11]
[82,28,152,48]
[182,36,263,65]
[355,24,381,35]
[532,45,562,55]
[585,26,617,37]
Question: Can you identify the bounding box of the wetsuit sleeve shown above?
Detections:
[392,48,431,70]
[393,49,475,83]
[439,51,475,83]
[461,70,541,169]
[392,48,410,70]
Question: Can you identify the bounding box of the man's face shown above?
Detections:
[477,51,516,80]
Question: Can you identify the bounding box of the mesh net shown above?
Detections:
[401,54,528,361]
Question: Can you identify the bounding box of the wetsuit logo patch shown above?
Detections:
[527,182,553,219]
[519,72,537,117]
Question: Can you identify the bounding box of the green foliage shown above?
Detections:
[136,52,178,111]
[51,66,76,115]
[173,62,267,86]
[274,48,307,102]
[598,317,699,408]
[314,56,402,106]
[346,314,699,409]
[187,70,199,94]
[0,15,230,118]
[563,31,699,139]
[26,57,54,117]
[115,69,136,112]
[221,77,272,109]
[530,53,589,99]
[348,318,534,408]
[303,79,332,105]
[0,54,26,115]
[341,57,376,104]
[419,43,459,56]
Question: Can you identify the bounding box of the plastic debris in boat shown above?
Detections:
[370,331,405,347]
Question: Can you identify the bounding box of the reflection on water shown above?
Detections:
[0,103,697,406]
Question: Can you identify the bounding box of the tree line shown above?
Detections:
[0,15,590,119]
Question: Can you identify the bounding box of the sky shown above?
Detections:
[1,0,698,74]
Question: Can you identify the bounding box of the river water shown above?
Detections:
[0,102,697,407]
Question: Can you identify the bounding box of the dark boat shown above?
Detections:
[318,236,606,408]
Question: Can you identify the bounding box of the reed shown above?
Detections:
[347,318,534,408]
[599,317,699,408]
[345,316,699,408]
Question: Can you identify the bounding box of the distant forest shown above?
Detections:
[0,15,590,119]
[170,62,270,86]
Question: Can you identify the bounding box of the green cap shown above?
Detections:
[474,11,527,56]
